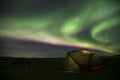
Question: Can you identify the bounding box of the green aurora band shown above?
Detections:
[0,0,120,53]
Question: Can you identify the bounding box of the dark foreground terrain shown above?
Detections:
[0,55,120,80]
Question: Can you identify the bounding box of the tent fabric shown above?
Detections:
[64,49,103,72]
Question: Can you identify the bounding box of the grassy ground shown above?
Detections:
[0,56,120,80]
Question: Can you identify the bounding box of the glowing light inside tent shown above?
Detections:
[81,50,92,54]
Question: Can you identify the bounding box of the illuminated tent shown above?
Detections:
[64,49,104,72]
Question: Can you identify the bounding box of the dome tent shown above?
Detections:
[64,49,104,72]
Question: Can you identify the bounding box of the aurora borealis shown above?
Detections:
[0,0,120,57]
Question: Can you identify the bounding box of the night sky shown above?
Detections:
[0,0,120,57]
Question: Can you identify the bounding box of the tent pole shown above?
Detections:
[86,53,94,71]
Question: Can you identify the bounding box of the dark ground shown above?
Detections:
[0,56,120,80]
